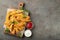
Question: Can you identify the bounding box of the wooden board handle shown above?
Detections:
[18,2,25,9]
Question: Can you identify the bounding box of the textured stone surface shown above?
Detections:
[0,0,60,40]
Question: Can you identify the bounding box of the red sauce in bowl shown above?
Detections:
[26,22,33,29]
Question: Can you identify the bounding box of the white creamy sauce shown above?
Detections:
[24,29,32,37]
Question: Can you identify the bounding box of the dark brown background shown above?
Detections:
[0,0,60,40]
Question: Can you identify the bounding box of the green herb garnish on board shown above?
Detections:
[17,32,23,37]
[24,9,29,12]
[10,21,19,24]
[24,9,29,16]
[20,7,24,10]
[5,28,10,33]
[14,21,19,24]
[23,14,26,18]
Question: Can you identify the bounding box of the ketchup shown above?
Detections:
[26,22,33,29]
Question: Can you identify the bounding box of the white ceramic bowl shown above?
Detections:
[24,29,32,37]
